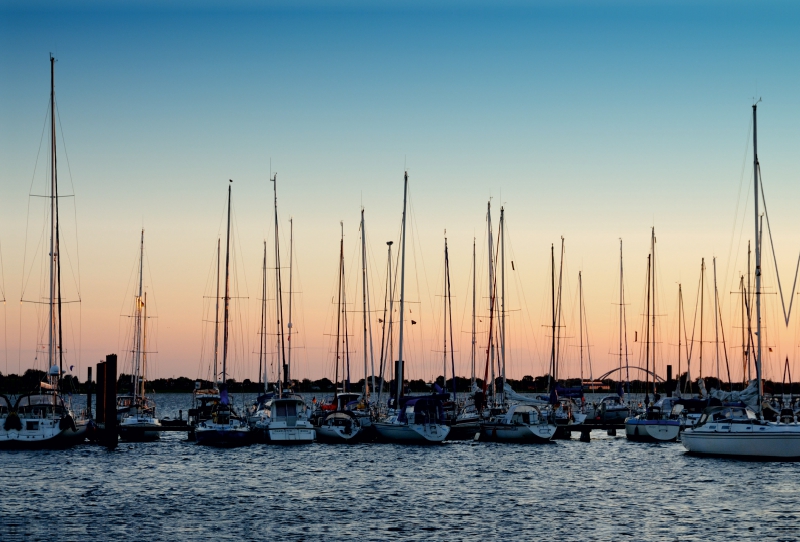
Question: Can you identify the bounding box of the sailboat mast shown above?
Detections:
[271,174,287,393]
[713,258,721,384]
[645,253,651,405]
[360,210,370,398]
[579,271,584,385]
[619,240,623,379]
[700,258,705,379]
[335,222,343,399]
[377,241,393,405]
[222,181,232,386]
[487,203,495,403]
[500,207,506,404]
[549,244,555,390]
[48,55,57,371]
[651,229,656,397]
[213,238,220,386]
[287,218,294,387]
[471,238,476,388]
[445,237,456,398]
[259,241,267,391]
[753,103,763,409]
[133,229,145,405]
[142,292,147,399]
[396,172,408,401]
[442,235,447,389]
[678,284,683,385]
[555,238,565,380]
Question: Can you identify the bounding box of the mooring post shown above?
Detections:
[86,366,93,419]
[580,429,591,442]
[96,362,106,423]
[104,354,118,450]
[666,364,673,397]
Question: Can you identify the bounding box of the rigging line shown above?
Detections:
[759,166,800,327]
[504,221,543,372]
[722,116,754,305]
[55,95,82,300]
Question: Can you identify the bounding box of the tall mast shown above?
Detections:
[259,241,267,392]
[222,181,232,388]
[500,207,506,404]
[487,202,495,403]
[753,103,763,410]
[395,171,409,401]
[471,238,476,388]
[213,238,220,387]
[377,241,393,406]
[740,275,747,385]
[287,218,294,387]
[445,236,456,398]
[678,284,683,386]
[133,229,145,405]
[579,271,584,385]
[360,210,371,398]
[713,257,720,384]
[442,235,448,389]
[645,252,651,406]
[700,258,705,379]
[619,240,623,380]
[271,174,287,394]
[142,292,147,399]
[556,238,565,379]
[747,241,753,382]
[549,244,555,390]
[651,228,656,397]
[335,222,343,399]
[48,55,57,372]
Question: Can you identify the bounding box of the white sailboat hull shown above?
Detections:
[267,426,316,444]
[682,423,800,458]
[0,416,88,449]
[119,416,161,441]
[373,421,449,443]
[316,424,360,443]
[625,419,681,442]
[480,422,556,443]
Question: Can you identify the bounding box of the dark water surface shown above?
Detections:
[1,393,798,541]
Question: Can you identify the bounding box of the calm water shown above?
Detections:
[1,393,798,541]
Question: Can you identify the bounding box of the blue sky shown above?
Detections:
[1,1,799,382]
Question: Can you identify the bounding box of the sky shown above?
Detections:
[1,0,799,386]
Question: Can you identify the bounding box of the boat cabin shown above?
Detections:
[398,396,447,425]
[507,405,544,425]
[15,393,67,418]
[268,397,307,426]
[697,406,756,427]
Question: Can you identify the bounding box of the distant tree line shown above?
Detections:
[1,369,796,397]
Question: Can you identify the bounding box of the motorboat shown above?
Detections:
[254,395,316,444]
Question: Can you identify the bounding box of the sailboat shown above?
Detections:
[252,175,315,444]
[118,230,161,441]
[681,104,800,458]
[625,228,681,442]
[481,207,557,443]
[315,221,365,443]
[0,56,89,449]
[195,181,252,447]
[373,172,451,444]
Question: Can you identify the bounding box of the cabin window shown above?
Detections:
[26,421,38,431]
[276,403,287,417]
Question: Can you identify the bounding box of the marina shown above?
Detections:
[3,2,800,540]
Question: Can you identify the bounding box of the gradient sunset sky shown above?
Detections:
[2,1,799,386]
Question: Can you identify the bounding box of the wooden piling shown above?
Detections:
[104,354,118,449]
[96,362,106,423]
[86,366,93,419]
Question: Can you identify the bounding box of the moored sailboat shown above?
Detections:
[195,181,251,447]
[118,230,161,441]
[681,103,800,458]
[373,172,450,444]
[0,56,89,449]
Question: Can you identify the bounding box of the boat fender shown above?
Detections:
[59,414,77,432]
[4,411,22,431]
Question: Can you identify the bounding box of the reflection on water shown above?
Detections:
[0,394,797,541]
